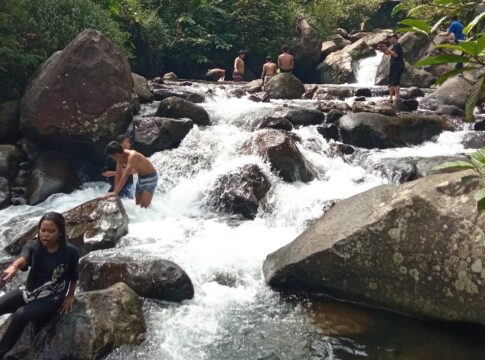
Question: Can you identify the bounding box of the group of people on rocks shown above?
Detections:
[205,44,295,85]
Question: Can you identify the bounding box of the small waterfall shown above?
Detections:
[354,52,384,87]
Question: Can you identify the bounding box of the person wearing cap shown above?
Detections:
[378,34,404,103]
[233,50,245,82]
[261,56,277,85]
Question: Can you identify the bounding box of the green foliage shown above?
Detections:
[433,149,485,211]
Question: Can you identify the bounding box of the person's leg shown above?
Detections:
[395,85,401,101]
[388,86,395,102]
[0,290,25,316]
[0,298,57,356]
[139,190,154,208]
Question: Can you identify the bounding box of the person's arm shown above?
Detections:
[290,56,294,70]
[107,155,134,196]
[277,55,282,69]
[102,170,116,177]
[59,249,79,315]
[113,160,123,189]
[2,256,28,282]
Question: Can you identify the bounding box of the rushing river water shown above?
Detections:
[1,81,485,359]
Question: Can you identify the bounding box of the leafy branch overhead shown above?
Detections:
[393,0,485,122]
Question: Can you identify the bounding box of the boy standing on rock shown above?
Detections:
[105,141,158,208]
[278,45,294,73]
[261,56,277,85]
[233,50,245,82]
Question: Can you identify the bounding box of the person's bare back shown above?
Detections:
[123,149,156,176]
[278,45,294,72]
[234,57,245,75]
[263,62,277,76]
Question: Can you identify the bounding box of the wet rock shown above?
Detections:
[16,138,39,161]
[415,156,468,178]
[0,100,20,141]
[3,283,145,360]
[0,145,20,180]
[263,170,485,326]
[349,32,369,42]
[352,101,397,116]
[335,28,349,39]
[245,79,263,93]
[151,77,164,84]
[286,108,325,126]
[246,129,316,183]
[80,253,194,302]
[404,86,425,99]
[355,88,372,97]
[395,99,419,112]
[317,124,341,142]
[257,115,293,131]
[163,72,178,81]
[375,60,436,88]
[326,109,345,124]
[303,85,318,100]
[248,92,270,103]
[327,34,351,50]
[26,151,80,205]
[20,29,134,163]
[133,117,193,157]
[359,155,417,183]
[327,142,355,156]
[0,177,10,209]
[321,41,338,58]
[152,88,205,103]
[474,121,485,131]
[339,113,452,149]
[436,105,465,117]
[156,96,210,126]
[265,73,305,100]
[5,197,129,256]
[462,132,485,149]
[132,73,153,103]
[291,15,322,82]
[207,164,270,219]
[354,96,366,102]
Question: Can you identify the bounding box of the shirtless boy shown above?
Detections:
[278,45,294,73]
[105,141,158,208]
[261,56,277,84]
[233,50,245,82]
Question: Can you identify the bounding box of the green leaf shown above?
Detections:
[469,148,485,166]
[431,161,475,172]
[392,2,407,17]
[474,188,485,211]
[434,0,461,4]
[395,27,416,33]
[407,5,427,18]
[477,34,485,54]
[466,76,485,122]
[435,66,474,85]
[459,40,479,56]
[431,16,449,34]
[415,54,469,66]
[464,12,485,35]
[399,18,431,34]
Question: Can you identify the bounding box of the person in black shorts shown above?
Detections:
[378,34,404,103]
[0,212,79,357]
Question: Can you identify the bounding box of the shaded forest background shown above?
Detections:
[1,0,401,102]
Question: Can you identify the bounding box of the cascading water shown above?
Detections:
[354,52,384,87]
[1,82,484,360]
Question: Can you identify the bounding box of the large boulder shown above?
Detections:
[207,164,271,219]
[321,41,338,59]
[245,129,315,183]
[264,73,305,100]
[20,29,134,163]
[152,88,205,103]
[155,96,210,126]
[132,73,153,103]
[0,145,20,180]
[0,101,20,141]
[263,171,485,325]
[3,283,145,360]
[286,108,325,126]
[291,15,322,83]
[26,151,81,205]
[338,113,452,149]
[80,253,194,302]
[257,115,293,131]
[5,197,129,255]
[375,60,436,87]
[133,117,193,157]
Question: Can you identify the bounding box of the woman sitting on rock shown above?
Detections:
[0,212,79,357]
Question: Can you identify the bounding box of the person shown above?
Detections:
[102,134,134,199]
[233,50,245,82]
[105,141,158,208]
[205,68,226,82]
[277,45,294,73]
[261,56,277,85]
[0,212,79,357]
[378,34,404,103]
[440,16,465,69]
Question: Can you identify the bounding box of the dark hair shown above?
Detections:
[105,141,124,156]
[116,134,129,143]
[266,55,272,61]
[282,44,289,52]
[238,50,245,55]
[38,212,66,247]
[451,16,458,21]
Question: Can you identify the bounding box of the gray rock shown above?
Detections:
[352,101,397,116]
[245,79,263,93]
[207,164,271,219]
[132,73,153,103]
[355,88,372,97]
[257,115,293,131]
[163,72,178,81]
[5,197,129,256]
[375,60,436,87]
[26,151,80,205]
[436,105,465,117]
[317,124,341,142]
[415,156,468,178]
[263,170,485,325]
[462,132,485,149]
[0,176,10,209]
[0,145,20,180]
[286,108,325,126]
[3,283,145,360]
[152,88,205,103]
[80,253,194,302]
[265,73,305,100]
[16,138,39,161]
[321,41,338,58]
[326,109,345,124]
[0,101,20,141]
[156,96,210,125]
[395,99,419,112]
[133,117,193,157]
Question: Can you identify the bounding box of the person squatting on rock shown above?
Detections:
[233,50,245,82]
[205,68,226,82]
[439,16,465,69]
[261,56,277,85]
[278,44,294,73]
[0,212,79,358]
[378,34,404,103]
[105,141,158,208]
[102,134,135,199]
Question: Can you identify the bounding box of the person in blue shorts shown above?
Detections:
[440,16,465,69]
